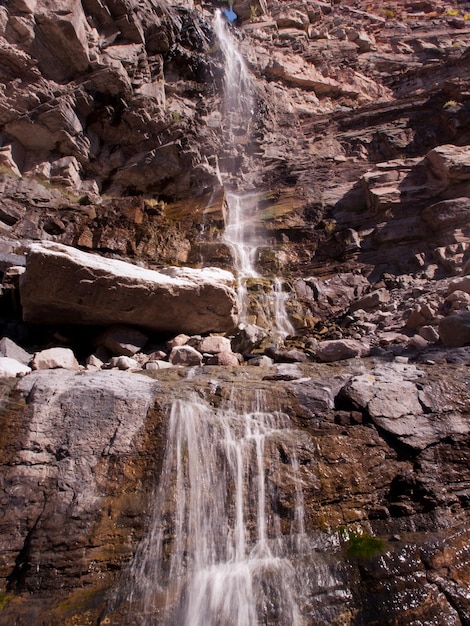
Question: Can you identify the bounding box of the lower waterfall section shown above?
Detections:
[223,191,296,339]
[118,387,307,625]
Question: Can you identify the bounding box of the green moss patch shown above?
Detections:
[345,530,386,560]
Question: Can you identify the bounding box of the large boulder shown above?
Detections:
[20,242,239,335]
[33,0,91,82]
[422,197,470,231]
[426,144,470,186]
[168,345,203,366]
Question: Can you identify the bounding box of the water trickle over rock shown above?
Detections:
[1,1,470,624]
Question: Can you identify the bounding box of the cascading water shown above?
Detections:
[213,9,253,126]
[214,10,294,337]
[273,278,296,340]
[222,191,263,321]
[109,13,308,626]
[118,389,307,625]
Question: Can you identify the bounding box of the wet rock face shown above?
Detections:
[0,370,162,599]
[1,0,470,624]
[0,363,469,624]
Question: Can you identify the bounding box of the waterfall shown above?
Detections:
[222,191,262,322]
[214,10,294,339]
[108,14,307,626]
[121,390,306,625]
[273,278,296,340]
[213,9,253,142]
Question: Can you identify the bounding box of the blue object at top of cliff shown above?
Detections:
[222,4,237,23]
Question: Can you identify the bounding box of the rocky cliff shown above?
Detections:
[1,0,470,624]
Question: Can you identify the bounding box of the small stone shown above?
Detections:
[394,356,409,364]
[444,290,470,312]
[378,332,409,345]
[109,356,139,370]
[263,364,305,381]
[166,334,191,350]
[405,308,427,330]
[0,357,31,377]
[32,347,80,371]
[96,325,148,356]
[204,350,240,366]
[146,350,167,361]
[247,355,274,367]
[131,352,152,366]
[408,335,429,351]
[198,335,232,354]
[350,288,390,312]
[231,324,267,353]
[86,354,104,370]
[144,360,173,370]
[316,339,369,362]
[418,326,439,342]
[335,411,356,426]
[0,337,31,365]
[265,346,308,363]
[169,345,203,366]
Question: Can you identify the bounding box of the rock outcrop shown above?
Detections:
[0,369,161,602]
[0,362,469,624]
[20,241,239,334]
[1,0,470,624]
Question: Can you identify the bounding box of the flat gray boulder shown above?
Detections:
[20,242,239,335]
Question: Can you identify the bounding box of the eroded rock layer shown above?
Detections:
[0,364,469,624]
[1,0,470,624]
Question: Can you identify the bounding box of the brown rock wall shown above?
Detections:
[0,363,469,624]
[1,2,470,623]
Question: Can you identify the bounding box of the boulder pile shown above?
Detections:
[2,249,470,378]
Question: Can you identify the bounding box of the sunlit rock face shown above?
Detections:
[1,0,470,624]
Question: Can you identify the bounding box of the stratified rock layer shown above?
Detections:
[1,0,470,624]
[20,242,239,334]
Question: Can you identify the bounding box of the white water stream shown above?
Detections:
[213,9,253,123]
[125,391,305,625]
[113,13,305,626]
[214,10,295,338]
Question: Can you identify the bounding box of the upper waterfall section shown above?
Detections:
[212,9,256,186]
